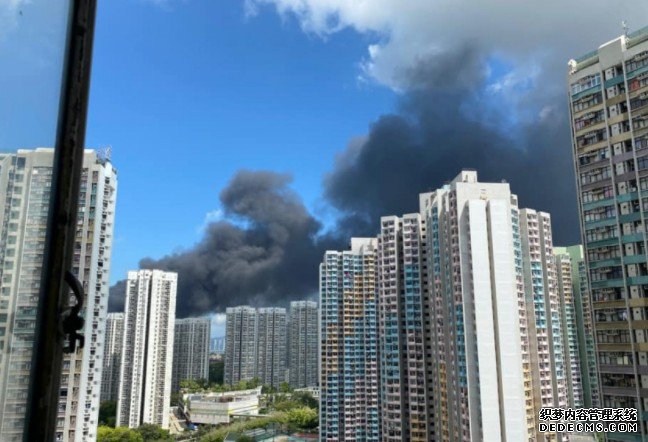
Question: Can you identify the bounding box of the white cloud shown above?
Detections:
[211,313,226,338]
[213,313,227,326]
[247,0,648,91]
[196,208,224,235]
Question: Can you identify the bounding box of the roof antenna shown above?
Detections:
[97,145,112,162]
[622,20,629,38]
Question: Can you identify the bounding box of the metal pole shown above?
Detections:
[24,0,97,440]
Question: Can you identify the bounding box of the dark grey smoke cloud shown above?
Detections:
[324,46,579,244]
[109,171,344,316]
[109,45,579,316]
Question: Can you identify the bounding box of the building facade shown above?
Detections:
[224,306,258,386]
[569,26,648,440]
[558,245,600,408]
[172,317,211,391]
[318,171,598,442]
[320,238,380,441]
[101,313,125,403]
[224,306,287,387]
[117,270,177,429]
[256,307,287,388]
[555,250,585,408]
[0,149,117,442]
[519,209,569,423]
[288,300,319,389]
[377,214,432,441]
[183,387,262,426]
[420,171,529,442]
[210,337,225,354]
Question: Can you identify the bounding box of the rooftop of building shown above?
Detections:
[570,24,648,73]
[185,387,262,403]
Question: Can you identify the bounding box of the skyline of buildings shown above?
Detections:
[223,305,295,388]
[317,170,614,442]
[569,26,648,441]
[117,270,177,429]
[172,317,211,391]
[0,149,117,442]
[5,23,648,442]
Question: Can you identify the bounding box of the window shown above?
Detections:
[626,50,648,73]
[638,155,648,171]
[574,109,605,130]
[0,1,77,440]
[571,73,601,95]
[572,91,603,112]
[580,166,611,185]
[576,128,607,148]
[583,205,616,222]
[582,185,613,202]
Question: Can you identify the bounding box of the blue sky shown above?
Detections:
[5,0,647,336]
[86,0,394,287]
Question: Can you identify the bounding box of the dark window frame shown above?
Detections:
[24,1,97,440]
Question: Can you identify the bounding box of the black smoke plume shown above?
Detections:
[325,46,578,243]
[108,171,344,316]
[110,46,579,316]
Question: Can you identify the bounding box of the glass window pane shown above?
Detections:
[0,1,72,441]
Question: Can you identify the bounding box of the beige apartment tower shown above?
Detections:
[569,25,648,441]
[0,149,117,442]
[117,270,177,429]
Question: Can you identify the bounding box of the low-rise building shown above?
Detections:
[183,387,262,426]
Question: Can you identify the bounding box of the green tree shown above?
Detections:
[278,382,292,394]
[99,401,118,428]
[97,426,143,442]
[291,391,318,410]
[261,384,276,395]
[180,378,210,392]
[135,423,173,441]
[285,407,318,431]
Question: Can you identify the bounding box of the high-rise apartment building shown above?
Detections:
[555,250,584,408]
[377,214,432,441]
[519,209,569,419]
[117,270,177,429]
[557,245,600,408]
[319,170,587,442]
[569,26,648,440]
[224,306,258,386]
[172,317,210,391]
[288,301,318,389]
[420,171,529,442]
[0,149,117,442]
[511,201,538,440]
[256,307,287,388]
[101,313,125,403]
[224,306,287,387]
[320,238,380,441]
